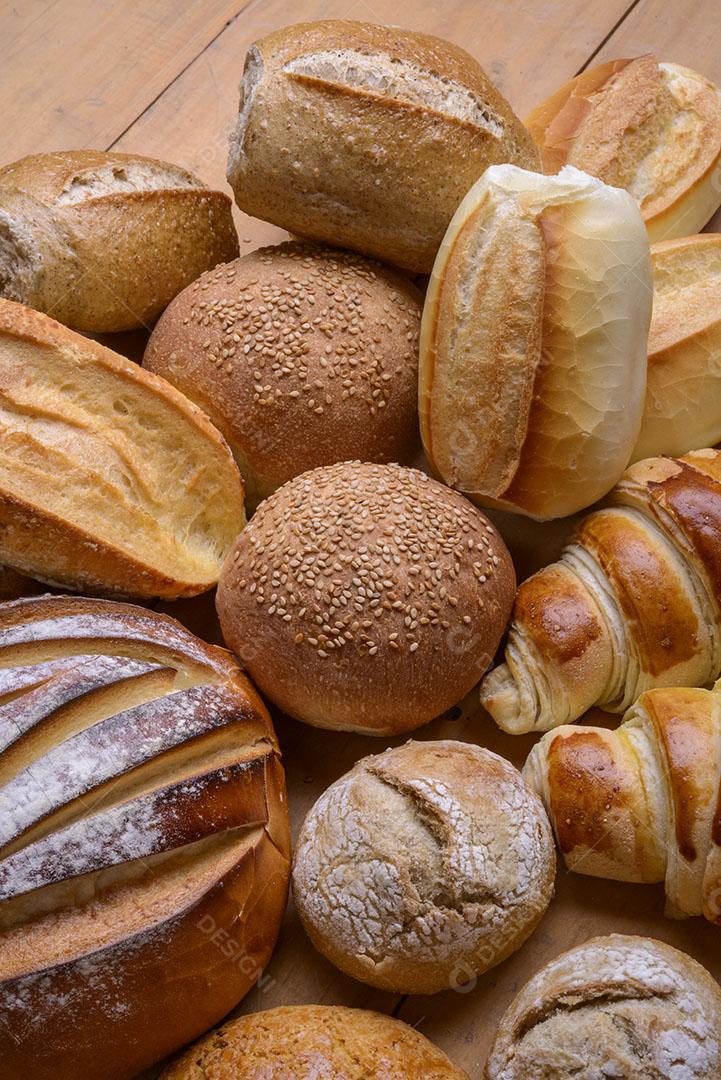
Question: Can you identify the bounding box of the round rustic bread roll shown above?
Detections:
[227,20,539,273]
[144,241,422,509]
[216,461,515,734]
[0,595,290,1080]
[0,150,239,331]
[161,1004,468,1078]
[486,935,721,1079]
[292,740,556,994]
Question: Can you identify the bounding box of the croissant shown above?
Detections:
[523,684,721,924]
[480,449,721,733]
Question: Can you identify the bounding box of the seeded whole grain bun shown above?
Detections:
[292,740,556,994]
[144,241,422,509]
[216,461,515,734]
[160,1004,468,1078]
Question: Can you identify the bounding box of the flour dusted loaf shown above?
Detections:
[0,150,238,331]
[217,461,515,735]
[0,595,290,1080]
[227,20,539,273]
[419,164,651,520]
[0,299,244,598]
[161,1005,468,1079]
[486,935,721,1079]
[144,241,422,509]
[526,55,721,242]
[292,740,555,994]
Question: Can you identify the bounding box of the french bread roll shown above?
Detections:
[633,234,721,461]
[144,241,422,510]
[0,595,290,1080]
[226,20,539,273]
[526,55,721,242]
[419,164,652,520]
[161,1005,468,1079]
[0,150,238,331]
[0,299,245,598]
[292,741,555,994]
[486,936,721,1079]
[217,461,515,735]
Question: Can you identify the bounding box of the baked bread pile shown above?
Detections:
[1,13,721,1080]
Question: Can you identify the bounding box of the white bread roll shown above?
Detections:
[227,20,539,273]
[419,164,652,520]
[633,234,721,461]
[526,55,721,243]
[0,150,239,331]
[292,741,555,994]
[0,595,290,1080]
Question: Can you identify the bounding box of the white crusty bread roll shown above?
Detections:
[526,55,721,242]
[144,241,422,510]
[0,150,238,331]
[633,234,721,461]
[486,936,721,1079]
[0,299,244,598]
[227,20,539,273]
[292,741,555,994]
[161,1005,468,1079]
[0,595,290,1080]
[419,164,652,520]
[217,461,515,735]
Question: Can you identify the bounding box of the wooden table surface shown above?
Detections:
[3,1,721,1076]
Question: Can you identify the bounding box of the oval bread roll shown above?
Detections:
[419,164,652,520]
[0,150,239,331]
[0,299,245,598]
[161,1005,468,1079]
[633,233,721,461]
[486,936,721,1079]
[0,595,290,1080]
[526,55,721,243]
[227,20,539,273]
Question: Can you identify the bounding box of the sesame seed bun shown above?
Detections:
[216,461,515,735]
[144,241,422,510]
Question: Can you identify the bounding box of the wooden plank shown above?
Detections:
[0,0,250,163]
[111,0,636,250]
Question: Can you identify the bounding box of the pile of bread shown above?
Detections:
[1,19,721,1080]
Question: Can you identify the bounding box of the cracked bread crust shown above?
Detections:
[485,935,721,1079]
[160,1004,468,1079]
[292,740,555,994]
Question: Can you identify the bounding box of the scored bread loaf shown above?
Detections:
[0,299,244,598]
[0,595,290,1080]
[0,150,238,331]
[227,20,539,273]
[419,164,652,520]
[526,55,721,242]
[486,936,721,1078]
[161,1005,469,1079]
[524,683,721,923]
[480,449,721,733]
[633,234,721,461]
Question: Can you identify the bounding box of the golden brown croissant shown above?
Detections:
[523,684,721,924]
[480,449,721,733]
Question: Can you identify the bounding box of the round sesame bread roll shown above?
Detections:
[486,936,721,1079]
[144,242,422,510]
[292,741,555,994]
[216,461,515,735]
[160,1005,468,1078]
[526,55,721,243]
[227,20,539,273]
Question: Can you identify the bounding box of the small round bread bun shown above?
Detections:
[160,1005,468,1079]
[144,241,422,509]
[292,740,556,994]
[216,462,515,734]
[486,935,721,1079]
